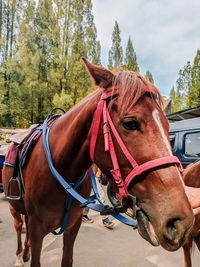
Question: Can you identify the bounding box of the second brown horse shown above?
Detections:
[183,162,200,267]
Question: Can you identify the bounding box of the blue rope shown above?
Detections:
[19,130,40,166]
[52,171,88,235]
[4,162,14,167]
[42,118,104,212]
[42,115,137,232]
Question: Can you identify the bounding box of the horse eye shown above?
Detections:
[121,118,139,130]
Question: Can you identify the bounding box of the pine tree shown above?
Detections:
[108,21,123,69]
[0,0,101,127]
[124,36,139,72]
[145,70,154,84]
[0,0,22,126]
[0,0,2,52]
[170,86,179,113]
[83,0,98,63]
[30,0,60,121]
[65,0,101,104]
[59,0,73,93]
[66,0,89,104]
[93,40,101,65]
[192,49,200,100]
[11,0,61,125]
[173,50,200,111]
[176,61,192,108]
[12,1,39,126]
[174,87,182,112]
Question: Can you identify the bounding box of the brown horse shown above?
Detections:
[182,162,200,267]
[3,58,194,267]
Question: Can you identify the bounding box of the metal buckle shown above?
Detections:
[80,200,96,208]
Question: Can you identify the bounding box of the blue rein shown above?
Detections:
[42,114,137,234]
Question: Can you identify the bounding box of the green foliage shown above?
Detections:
[172,49,200,111]
[53,89,73,110]
[124,36,139,72]
[170,86,182,113]
[0,0,101,127]
[172,51,200,112]
[0,1,154,128]
[108,21,123,69]
[145,70,154,84]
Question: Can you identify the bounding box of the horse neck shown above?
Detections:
[49,90,100,181]
[183,162,200,188]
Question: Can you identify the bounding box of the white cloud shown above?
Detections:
[92,0,200,95]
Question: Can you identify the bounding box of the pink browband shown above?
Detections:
[90,89,183,199]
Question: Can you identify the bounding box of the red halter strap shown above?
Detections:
[90,89,183,199]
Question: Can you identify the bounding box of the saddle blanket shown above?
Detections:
[4,115,61,168]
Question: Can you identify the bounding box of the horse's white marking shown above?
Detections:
[152,109,172,155]
[152,109,185,186]
[15,251,24,267]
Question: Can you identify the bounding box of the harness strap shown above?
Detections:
[90,100,104,161]
[90,89,119,161]
[52,172,88,235]
[106,110,138,168]
[42,116,137,231]
[124,156,183,188]
[90,87,183,200]
[90,168,103,204]
[102,102,128,197]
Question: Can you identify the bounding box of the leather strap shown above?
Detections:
[90,88,183,199]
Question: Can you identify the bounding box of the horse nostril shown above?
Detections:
[166,218,179,241]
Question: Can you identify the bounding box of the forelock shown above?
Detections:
[112,70,163,115]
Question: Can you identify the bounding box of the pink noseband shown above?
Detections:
[90,89,183,199]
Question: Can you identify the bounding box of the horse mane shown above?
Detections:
[111,70,163,115]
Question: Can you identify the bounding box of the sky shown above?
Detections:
[92,0,200,96]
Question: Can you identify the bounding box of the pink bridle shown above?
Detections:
[90,88,183,199]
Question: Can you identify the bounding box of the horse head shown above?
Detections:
[82,57,194,251]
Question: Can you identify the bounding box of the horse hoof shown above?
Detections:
[14,262,24,267]
[23,254,30,262]
[15,251,24,267]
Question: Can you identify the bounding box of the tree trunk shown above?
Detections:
[10,0,16,59]
[0,0,3,52]
[5,0,10,61]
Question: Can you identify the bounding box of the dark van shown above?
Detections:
[169,117,200,169]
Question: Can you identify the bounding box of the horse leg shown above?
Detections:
[28,216,46,267]
[23,215,30,262]
[183,239,193,267]
[194,234,200,251]
[9,204,24,267]
[61,213,82,267]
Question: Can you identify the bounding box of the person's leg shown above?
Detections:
[96,178,114,228]
[82,207,94,223]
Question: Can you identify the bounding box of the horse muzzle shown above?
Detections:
[135,203,193,251]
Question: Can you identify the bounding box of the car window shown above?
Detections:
[185,132,200,157]
[169,135,176,150]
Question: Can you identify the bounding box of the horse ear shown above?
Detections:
[82,57,114,88]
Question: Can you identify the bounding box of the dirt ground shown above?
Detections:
[0,193,199,267]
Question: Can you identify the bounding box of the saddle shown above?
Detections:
[4,124,41,200]
[4,124,39,167]
[4,115,61,200]
[8,124,39,144]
